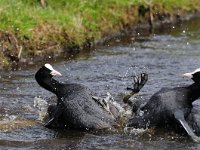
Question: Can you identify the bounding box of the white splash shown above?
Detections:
[124,127,146,135]
[34,97,48,121]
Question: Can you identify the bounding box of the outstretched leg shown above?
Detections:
[174,109,200,142]
[126,73,148,93]
[124,73,148,107]
[92,73,148,120]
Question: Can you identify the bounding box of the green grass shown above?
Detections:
[0,0,135,43]
[0,0,200,67]
[1,0,199,43]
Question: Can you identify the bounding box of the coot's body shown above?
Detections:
[53,83,116,129]
[35,64,148,130]
[128,87,194,128]
[128,68,200,142]
[35,64,115,129]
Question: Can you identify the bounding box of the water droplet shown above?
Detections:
[131,37,135,41]
[116,39,120,42]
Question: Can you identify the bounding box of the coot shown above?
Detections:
[35,64,148,130]
[127,68,200,142]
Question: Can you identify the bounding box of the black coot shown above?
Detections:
[127,68,200,142]
[35,64,148,130]
[35,64,115,130]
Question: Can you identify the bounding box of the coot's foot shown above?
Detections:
[127,73,148,93]
[124,73,148,105]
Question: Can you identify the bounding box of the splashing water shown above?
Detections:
[0,18,200,149]
[33,97,48,121]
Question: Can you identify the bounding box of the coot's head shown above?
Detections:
[35,64,62,81]
[183,68,200,83]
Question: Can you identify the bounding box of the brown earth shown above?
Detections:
[0,6,200,70]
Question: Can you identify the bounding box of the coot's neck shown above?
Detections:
[188,82,200,101]
[36,75,64,97]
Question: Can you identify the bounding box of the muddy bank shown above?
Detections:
[0,6,200,69]
[98,11,200,46]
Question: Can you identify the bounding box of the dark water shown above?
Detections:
[1,18,200,149]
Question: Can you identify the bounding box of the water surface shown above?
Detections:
[1,18,200,149]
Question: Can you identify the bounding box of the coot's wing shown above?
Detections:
[62,85,115,129]
[44,103,64,128]
[174,109,200,142]
[81,90,116,124]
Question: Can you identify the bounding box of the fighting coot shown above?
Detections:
[127,68,200,142]
[35,64,148,130]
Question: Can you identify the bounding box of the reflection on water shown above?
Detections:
[1,18,200,149]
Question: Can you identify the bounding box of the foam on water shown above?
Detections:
[33,97,48,121]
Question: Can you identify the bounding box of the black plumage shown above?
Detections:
[127,68,200,142]
[35,64,115,130]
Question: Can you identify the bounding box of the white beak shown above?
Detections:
[182,72,193,78]
[50,69,62,76]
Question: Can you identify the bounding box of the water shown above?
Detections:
[1,18,200,149]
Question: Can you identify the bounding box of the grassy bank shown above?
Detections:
[0,0,200,68]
